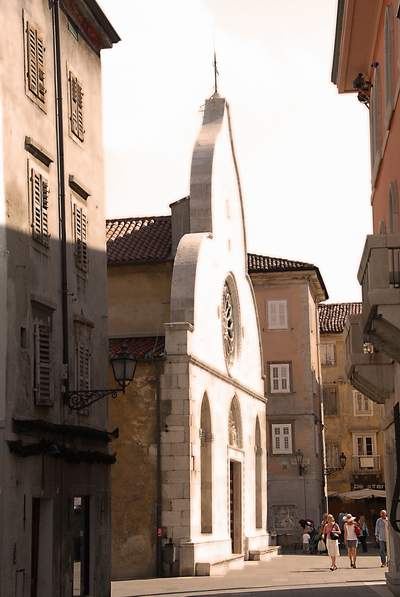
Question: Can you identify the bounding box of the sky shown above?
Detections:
[100,0,372,303]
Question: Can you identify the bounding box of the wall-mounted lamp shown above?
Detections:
[325,451,347,476]
[295,449,308,476]
[65,343,137,411]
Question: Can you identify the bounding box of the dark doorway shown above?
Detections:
[229,460,242,554]
[30,498,53,597]
[72,496,90,596]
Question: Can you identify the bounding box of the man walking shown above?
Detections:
[375,510,388,567]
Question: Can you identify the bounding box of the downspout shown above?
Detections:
[51,0,70,395]
[51,2,69,593]
[154,359,163,576]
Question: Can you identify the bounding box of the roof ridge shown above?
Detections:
[248,252,316,268]
[106,214,171,224]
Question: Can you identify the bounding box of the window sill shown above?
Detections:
[269,392,295,397]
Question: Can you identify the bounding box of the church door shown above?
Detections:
[229,461,242,554]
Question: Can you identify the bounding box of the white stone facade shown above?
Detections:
[161,96,268,574]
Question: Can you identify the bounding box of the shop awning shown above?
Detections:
[329,488,386,500]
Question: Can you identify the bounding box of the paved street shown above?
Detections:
[111,553,391,597]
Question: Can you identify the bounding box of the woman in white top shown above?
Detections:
[323,514,341,571]
[344,513,360,568]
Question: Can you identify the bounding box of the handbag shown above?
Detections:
[330,532,339,541]
[317,538,326,552]
[354,525,361,537]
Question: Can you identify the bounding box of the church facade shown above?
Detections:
[107,95,270,577]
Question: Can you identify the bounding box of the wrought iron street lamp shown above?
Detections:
[325,452,347,476]
[65,343,137,411]
[295,449,307,476]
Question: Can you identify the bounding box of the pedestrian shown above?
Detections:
[302,530,310,553]
[323,513,340,571]
[375,509,388,567]
[358,515,369,553]
[344,513,360,568]
[338,512,346,550]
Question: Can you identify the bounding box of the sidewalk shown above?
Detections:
[111,553,390,597]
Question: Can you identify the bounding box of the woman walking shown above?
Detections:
[323,514,341,571]
[344,513,360,568]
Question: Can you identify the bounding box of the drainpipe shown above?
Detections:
[154,359,163,576]
[51,1,69,592]
[51,0,70,394]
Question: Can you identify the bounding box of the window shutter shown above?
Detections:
[74,204,88,271]
[280,365,288,390]
[31,168,49,246]
[278,302,287,328]
[272,424,292,454]
[70,72,84,141]
[77,344,90,391]
[323,386,337,415]
[26,23,46,105]
[27,24,38,96]
[36,32,46,104]
[268,301,278,328]
[33,320,52,405]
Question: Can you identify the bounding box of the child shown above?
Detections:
[303,530,310,553]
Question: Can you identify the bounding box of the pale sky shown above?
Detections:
[100,0,372,303]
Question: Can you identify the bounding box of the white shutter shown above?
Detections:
[270,364,290,393]
[272,424,292,454]
[267,300,287,329]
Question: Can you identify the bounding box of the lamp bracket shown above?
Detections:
[65,388,123,411]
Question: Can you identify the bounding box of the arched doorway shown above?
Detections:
[228,397,243,554]
[200,395,212,533]
[255,417,262,529]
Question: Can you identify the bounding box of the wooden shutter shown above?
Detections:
[74,204,88,271]
[37,32,46,104]
[77,344,90,390]
[26,23,46,105]
[27,24,38,96]
[33,320,52,405]
[31,168,49,246]
[267,300,287,329]
[323,386,337,415]
[70,72,84,141]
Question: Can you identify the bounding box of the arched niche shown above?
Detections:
[255,416,262,529]
[228,396,243,449]
[200,395,212,533]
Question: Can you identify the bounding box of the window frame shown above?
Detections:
[320,342,336,367]
[353,390,373,417]
[323,385,338,416]
[269,363,291,394]
[271,423,293,455]
[24,15,47,112]
[352,432,377,456]
[267,300,288,330]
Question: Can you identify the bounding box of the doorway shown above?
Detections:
[30,498,53,597]
[229,460,242,554]
[72,496,90,596]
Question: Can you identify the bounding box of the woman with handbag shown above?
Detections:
[344,513,360,568]
[323,514,341,571]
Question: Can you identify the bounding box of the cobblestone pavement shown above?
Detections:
[111,553,391,597]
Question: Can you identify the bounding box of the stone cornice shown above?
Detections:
[188,355,267,404]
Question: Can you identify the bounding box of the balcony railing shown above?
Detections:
[344,314,393,403]
[352,454,380,473]
[358,233,400,333]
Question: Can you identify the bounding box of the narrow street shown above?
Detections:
[111,553,390,597]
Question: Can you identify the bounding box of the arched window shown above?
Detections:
[200,395,212,533]
[255,417,262,529]
[228,397,242,449]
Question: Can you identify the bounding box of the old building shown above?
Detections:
[332,1,400,593]
[248,255,328,545]
[319,302,386,532]
[107,95,271,579]
[0,2,119,596]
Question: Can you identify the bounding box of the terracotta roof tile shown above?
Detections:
[318,302,362,334]
[247,253,316,273]
[109,336,165,359]
[106,216,171,264]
